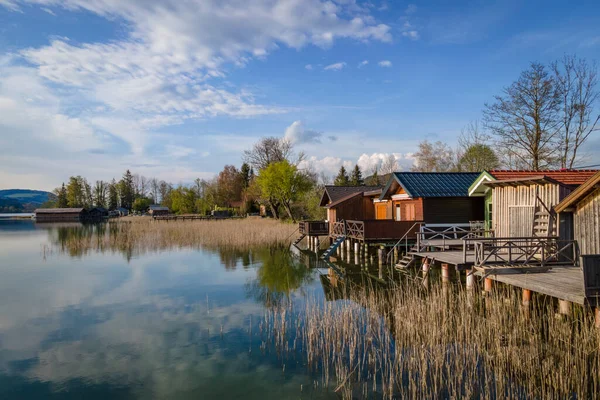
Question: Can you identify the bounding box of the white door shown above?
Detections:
[395,204,401,221]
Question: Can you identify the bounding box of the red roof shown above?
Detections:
[489,170,599,186]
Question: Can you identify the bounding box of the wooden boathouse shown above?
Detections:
[35,208,87,222]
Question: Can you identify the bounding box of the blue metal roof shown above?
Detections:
[383,172,481,198]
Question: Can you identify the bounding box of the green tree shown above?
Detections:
[66,176,85,207]
[108,179,119,210]
[93,180,107,208]
[119,170,135,210]
[55,183,68,208]
[169,187,197,214]
[349,164,364,186]
[240,162,252,189]
[256,160,313,222]
[334,166,350,186]
[457,144,500,172]
[132,197,152,214]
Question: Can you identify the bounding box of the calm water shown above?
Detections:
[0,220,343,399]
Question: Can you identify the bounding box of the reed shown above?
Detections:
[49,217,298,255]
[262,277,600,399]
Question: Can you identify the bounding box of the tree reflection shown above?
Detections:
[246,246,313,308]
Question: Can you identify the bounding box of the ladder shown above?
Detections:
[395,254,417,270]
[532,195,556,237]
[321,236,346,260]
[292,234,306,248]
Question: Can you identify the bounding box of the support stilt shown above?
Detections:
[522,289,532,307]
[441,263,451,283]
[595,307,600,329]
[558,299,571,316]
[466,268,474,290]
[484,278,493,293]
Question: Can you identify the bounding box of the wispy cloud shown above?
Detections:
[305,64,313,70]
[378,60,392,67]
[405,4,417,14]
[324,62,347,71]
[358,60,369,68]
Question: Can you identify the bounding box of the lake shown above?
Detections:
[0,220,336,399]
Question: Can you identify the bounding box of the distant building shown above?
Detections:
[88,207,108,219]
[148,205,170,216]
[116,207,129,217]
[34,208,86,222]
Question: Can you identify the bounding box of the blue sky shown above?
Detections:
[1,0,600,191]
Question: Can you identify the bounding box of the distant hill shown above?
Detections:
[0,189,56,212]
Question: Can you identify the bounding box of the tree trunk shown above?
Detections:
[268,199,279,219]
[283,201,295,223]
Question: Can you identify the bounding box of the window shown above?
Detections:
[395,204,401,221]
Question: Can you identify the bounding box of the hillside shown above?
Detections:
[0,189,56,212]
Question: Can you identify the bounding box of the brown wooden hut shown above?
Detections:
[320,185,382,224]
[34,208,86,222]
[555,171,600,255]
[148,205,170,216]
[378,172,483,224]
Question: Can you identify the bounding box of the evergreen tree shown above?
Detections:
[240,162,251,189]
[349,164,364,186]
[56,183,68,208]
[108,179,119,210]
[119,170,135,210]
[333,166,350,186]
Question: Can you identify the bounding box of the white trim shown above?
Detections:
[391,193,411,200]
[373,199,388,203]
[468,175,493,197]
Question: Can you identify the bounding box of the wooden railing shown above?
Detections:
[465,236,579,268]
[416,223,494,251]
[344,220,422,241]
[332,220,347,237]
[299,220,329,236]
[386,221,424,264]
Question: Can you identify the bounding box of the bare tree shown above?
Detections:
[380,154,399,175]
[552,55,600,168]
[411,140,455,172]
[149,178,159,203]
[484,63,562,170]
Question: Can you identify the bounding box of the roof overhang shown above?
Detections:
[325,191,363,208]
[555,171,600,213]
[379,173,413,201]
[468,171,494,197]
[483,175,563,188]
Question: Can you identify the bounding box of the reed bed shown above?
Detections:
[262,279,600,399]
[49,217,298,256]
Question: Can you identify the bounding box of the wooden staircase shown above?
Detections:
[292,234,306,248]
[532,196,556,237]
[321,236,346,260]
[395,254,417,270]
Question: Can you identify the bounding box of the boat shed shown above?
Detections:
[35,208,86,222]
[320,185,382,224]
[149,205,170,216]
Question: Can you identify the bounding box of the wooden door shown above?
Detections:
[405,204,416,221]
[376,204,387,220]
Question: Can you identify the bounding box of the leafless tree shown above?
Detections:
[552,55,600,168]
[455,121,500,171]
[380,154,399,175]
[411,140,455,172]
[484,62,562,170]
[149,178,159,203]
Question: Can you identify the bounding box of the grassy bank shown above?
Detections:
[263,278,600,399]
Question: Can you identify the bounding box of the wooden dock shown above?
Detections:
[153,215,244,221]
[476,266,586,305]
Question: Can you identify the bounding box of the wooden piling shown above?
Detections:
[378,248,384,267]
[595,307,600,329]
[441,263,451,283]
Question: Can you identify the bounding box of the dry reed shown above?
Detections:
[49,216,298,256]
[262,277,600,399]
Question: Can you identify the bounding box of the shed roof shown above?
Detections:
[35,208,84,214]
[320,186,381,207]
[149,205,169,211]
[555,171,600,213]
[489,170,598,185]
[381,172,480,199]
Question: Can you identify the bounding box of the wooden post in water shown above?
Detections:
[378,247,384,267]
[522,289,532,307]
[558,299,571,316]
[393,247,399,264]
[595,307,600,329]
[422,257,430,289]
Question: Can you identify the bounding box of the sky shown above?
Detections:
[1,0,600,191]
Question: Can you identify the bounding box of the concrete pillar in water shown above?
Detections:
[441,263,451,283]
[522,289,532,307]
[466,268,474,290]
[484,278,493,294]
[558,299,571,316]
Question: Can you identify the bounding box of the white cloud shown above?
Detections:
[298,152,415,179]
[402,30,420,40]
[283,120,322,144]
[305,64,313,70]
[378,60,392,67]
[324,62,347,71]
[405,4,418,14]
[0,0,392,188]
[358,60,369,68]
[357,152,414,173]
